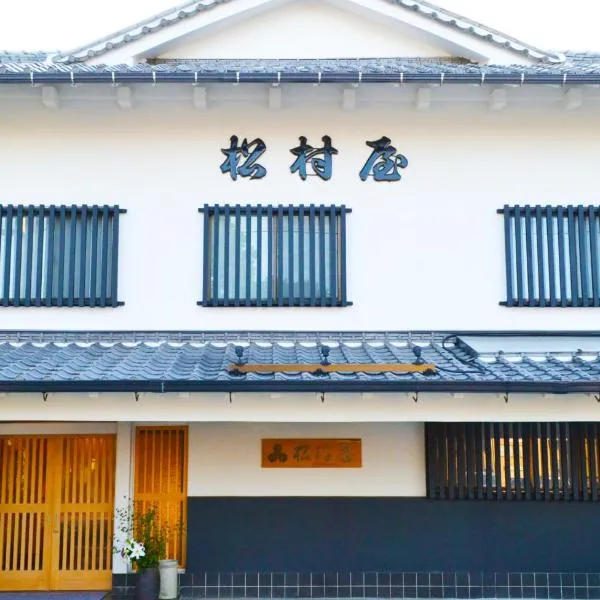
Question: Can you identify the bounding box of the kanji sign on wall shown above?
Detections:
[261,438,362,468]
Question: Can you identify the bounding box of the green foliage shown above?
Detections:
[114,500,170,569]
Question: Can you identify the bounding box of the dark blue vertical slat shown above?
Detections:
[256,205,262,305]
[2,205,13,305]
[557,207,567,306]
[246,206,252,306]
[504,424,512,500]
[318,205,326,306]
[340,207,348,305]
[524,205,535,304]
[202,204,211,306]
[35,207,45,306]
[89,205,99,307]
[13,205,23,306]
[309,205,316,306]
[448,424,457,499]
[561,423,571,501]
[485,424,493,500]
[535,206,546,306]
[24,205,34,306]
[590,424,598,501]
[514,207,524,306]
[546,205,557,306]
[567,205,579,305]
[276,205,284,306]
[541,423,550,500]
[514,422,522,500]
[56,205,67,306]
[551,423,560,500]
[570,424,581,501]
[78,205,88,306]
[503,207,514,306]
[213,206,220,306]
[329,205,337,305]
[223,205,230,306]
[267,206,273,306]
[577,205,589,305]
[475,423,484,499]
[234,205,241,306]
[589,206,600,306]
[99,205,110,306]
[45,205,56,306]
[523,424,532,500]
[110,208,120,307]
[494,424,503,500]
[67,205,77,306]
[298,205,305,307]
[532,423,541,500]
[288,206,294,305]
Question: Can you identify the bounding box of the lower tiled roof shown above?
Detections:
[0,331,599,393]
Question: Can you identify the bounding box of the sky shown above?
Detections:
[0,0,597,53]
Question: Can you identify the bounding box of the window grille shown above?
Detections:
[499,205,600,307]
[199,204,351,307]
[426,422,600,501]
[0,204,124,307]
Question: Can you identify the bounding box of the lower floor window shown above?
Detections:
[426,422,600,501]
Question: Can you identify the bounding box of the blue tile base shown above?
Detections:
[113,572,600,599]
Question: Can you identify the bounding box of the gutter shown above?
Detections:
[0,71,597,86]
[0,379,597,394]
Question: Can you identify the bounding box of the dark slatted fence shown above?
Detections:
[199,204,350,307]
[426,422,600,501]
[0,204,124,307]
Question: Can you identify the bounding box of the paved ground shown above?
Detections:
[0,594,108,600]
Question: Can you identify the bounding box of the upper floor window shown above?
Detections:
[426,422,600,502]
[500,204,600,307]
[0,204,124,307]
[199,204,351,307]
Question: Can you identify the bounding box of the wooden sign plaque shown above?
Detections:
[261,438,362,468]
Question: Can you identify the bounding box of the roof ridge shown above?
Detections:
[52,0,564,65]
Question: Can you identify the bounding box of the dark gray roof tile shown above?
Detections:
[0,331,598,392]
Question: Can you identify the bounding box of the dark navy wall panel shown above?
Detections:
[187,497,599,573]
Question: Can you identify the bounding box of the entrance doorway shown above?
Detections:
[0,435,116,591]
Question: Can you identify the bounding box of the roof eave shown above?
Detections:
[0,379,595,394]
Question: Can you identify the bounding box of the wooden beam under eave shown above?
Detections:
[342,88,356,110]
[116,85,133,110]
[41,85,59,110]
[193,86,207,110]
[229,363,436,374]
[415,87,431,111]
[489,87,507,111]
[564,87,583,110]
[268,86,282,110]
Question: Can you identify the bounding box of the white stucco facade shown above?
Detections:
[0,103,598,332]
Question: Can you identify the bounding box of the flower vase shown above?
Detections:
[135,567,160,600]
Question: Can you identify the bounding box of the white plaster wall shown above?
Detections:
[158,2,450,59]
[187,422,425,496]
[0,99,599,331]
[2,392,600,422]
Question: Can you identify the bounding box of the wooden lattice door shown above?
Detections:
[0,435,115,591]
[134,426,188,566]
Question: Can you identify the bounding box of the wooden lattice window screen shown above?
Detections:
[134,426,188,566]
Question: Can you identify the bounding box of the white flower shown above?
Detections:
[130,542,146,560]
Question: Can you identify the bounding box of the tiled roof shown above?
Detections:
[52,0,563,65]
[0,58,599,86]
[0,331,599,393]
[0,51,51,63]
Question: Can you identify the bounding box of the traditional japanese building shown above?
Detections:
[1,0,600,598]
